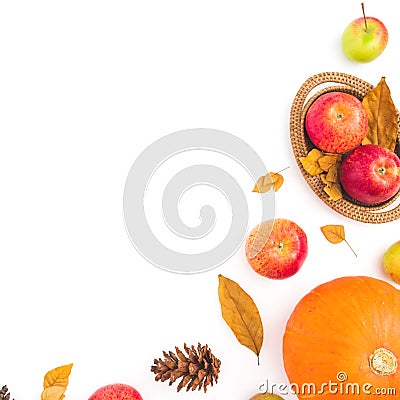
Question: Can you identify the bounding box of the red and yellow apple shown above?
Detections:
[245,218,308,280]
[342,4,388,63]
[339,144,400,204]
[305,92,368,154]
[89,384,143,400]
[249,393,284,400]
[383,241,400,284]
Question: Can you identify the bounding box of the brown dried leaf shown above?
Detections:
[299,149,324,175]
[321,224,345,244]
[41,364,73,400]
[323,183,342,201]
[362,77,398,151]
[318,154,342,172]
[326,163,340,183]
[218,275,263,364]
[252,172,284,193]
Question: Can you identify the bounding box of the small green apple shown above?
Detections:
[383,241,400,284]
[249,393,284,400]
[341,3,388,63]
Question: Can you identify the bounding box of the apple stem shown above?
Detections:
[361,3,368,32]
[345,239,357,257]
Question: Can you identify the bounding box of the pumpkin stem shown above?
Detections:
[369,348,397,375]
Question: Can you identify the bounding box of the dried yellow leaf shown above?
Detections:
[41,364,73,400]
[218,275,263,364]
[320,173,331,187]
[321,224,345,244]
[362,77,399,152]
[320,224,357,256]
[301,161,323,176]
[303,148,324,162]
[253,172,284,193]
[324,183,342,201]
[318,154,342,172]
[299,149,324,176]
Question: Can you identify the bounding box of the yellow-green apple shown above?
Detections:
[89,384,143,400]
[383,241,400,284]
[249,393,284,400]
[305,92,368,154]
[342,4,388,63]
[245,218,308,279]
[339,144,400,204]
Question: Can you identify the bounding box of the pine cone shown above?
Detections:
[0,386,11,400]
[151,343,221,392]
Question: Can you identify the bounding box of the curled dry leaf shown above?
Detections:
[320,224,357,257]
[326,163,340,183]
[41,364,73,400]
[324,183,342,201]
[300,149,343,201]
[299,149,324,176]
[218,275,263,365]
[318,154,342,172]
[362,77,399,152]
[253,172,284,193]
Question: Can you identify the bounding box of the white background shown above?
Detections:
[1,1,400,399]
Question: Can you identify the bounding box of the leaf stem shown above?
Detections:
[257,354,260,366]
[344,239,357,257]
[361,3,368,32]
[272,166,290,176]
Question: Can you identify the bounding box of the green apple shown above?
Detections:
[383,241,400,284]
[341,4,388,62]
[249,394,284,400]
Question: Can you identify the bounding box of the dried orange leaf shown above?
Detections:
[326,163,340,183]
[320,225,357,256]
[362,77,398,152]
[318,154,342,172]
[321,224,345,244]
[218,275,263,364]
[41,364,73,400]
[272,173,284,191]
[253,172,284,193]
[324,183,342,201]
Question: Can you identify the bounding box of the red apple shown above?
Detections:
[305,91,368,154]
[245,218,308,279]
[340,144,400,204]
[89,384,143,400]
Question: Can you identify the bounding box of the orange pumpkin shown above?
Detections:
[283,276,400,399]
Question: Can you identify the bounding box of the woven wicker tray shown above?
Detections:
[290,72,400,224]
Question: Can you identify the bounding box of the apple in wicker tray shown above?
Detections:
[339,144,400,205]
[305,91,368,154]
